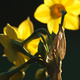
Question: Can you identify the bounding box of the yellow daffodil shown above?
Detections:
[0,17,40,67]
[34,0,80,34]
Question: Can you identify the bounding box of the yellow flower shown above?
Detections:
[34,0,80,34]
[0,17,40,67]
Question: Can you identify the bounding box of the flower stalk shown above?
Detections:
[11,39,33,58]
[45,10,66,80]
[22,28,52,46]
[61,10,67,26]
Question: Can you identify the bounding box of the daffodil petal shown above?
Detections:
[8,66,17,71]
[7,47,17,62]
[4,23,19,39]
[61,0,75,6]
[44,0,55,7]
[27,45,38,55]
[44,0,66,7]
[18,17,34,40]
[13,52,25,67]
[53,0,61,4]
[44,0,60,7]
[64,13,79,30]
[3,27,7,35]
[34,4,51,23]
[47,18,61,34]
[20,53,29,61]
[25,39,40,55]
[0,34,10,48]
[66,2,80,15]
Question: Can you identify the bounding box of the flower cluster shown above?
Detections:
[0,0,80,80]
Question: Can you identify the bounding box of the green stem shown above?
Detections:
[7,57,41,78]
[11,39,33,58]
[21,47,33,58]
[21,28,52,46]
[61,10,67,26]
[38,34,46,45]
[37,34,49,54]
[79,15,80,29]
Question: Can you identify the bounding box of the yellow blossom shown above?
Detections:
[34,0,80,34]
[0,17,40,67]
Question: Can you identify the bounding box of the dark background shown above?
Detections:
[0,0,80,80]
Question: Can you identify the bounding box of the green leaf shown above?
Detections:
[38,40,46,61]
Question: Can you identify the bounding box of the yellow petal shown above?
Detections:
[64,13,79,30]
[61,0,75,6]
[13,52,25,67]
[18,17,34,40]
[0,34,10,48]
[7,47,17,62]
[52,0,60,4]
[34,4,51,23]
[8,66,17,71]
[47,18,61,34]
[4,23,19,39]
[27,45,38,55]
[44,0,60,7]
[66,2,80,15]
[44,0,55,7]
[3,27,7,35]
[20,53,29,61]
[25,39,40,55]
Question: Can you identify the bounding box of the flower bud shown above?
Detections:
[46,24,66,80]
[35,68,48,80]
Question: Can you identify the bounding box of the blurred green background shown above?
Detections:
[0,0,80,80]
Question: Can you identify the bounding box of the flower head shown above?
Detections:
[0,17,40,67]
[34,0,80,34]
